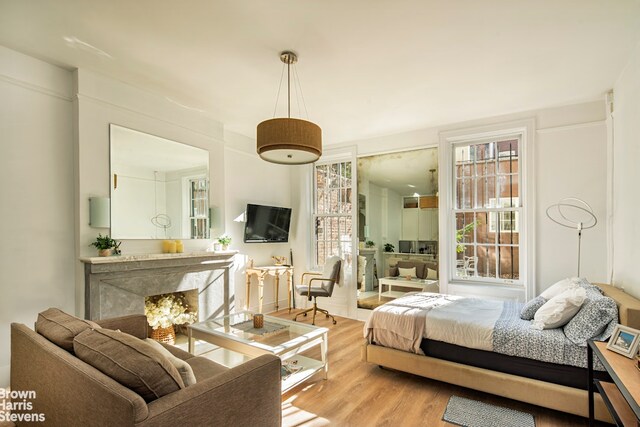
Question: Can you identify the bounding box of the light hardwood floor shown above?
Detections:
[275,309,608,427]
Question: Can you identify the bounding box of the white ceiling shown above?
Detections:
[1,0,639,145]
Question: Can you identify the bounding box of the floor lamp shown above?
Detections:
[545,198,597,277]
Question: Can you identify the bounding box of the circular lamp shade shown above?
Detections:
[257,118,322,164]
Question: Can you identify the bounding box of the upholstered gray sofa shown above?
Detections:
[11,313,282,427]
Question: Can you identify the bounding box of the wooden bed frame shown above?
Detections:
[361,283,640,423]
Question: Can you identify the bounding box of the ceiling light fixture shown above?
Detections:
[257,51,322,165]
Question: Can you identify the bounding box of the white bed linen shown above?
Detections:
[424,296,504,351]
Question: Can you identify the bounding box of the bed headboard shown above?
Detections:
[596,283,640,330]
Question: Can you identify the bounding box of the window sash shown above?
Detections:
[452,137,522,285]
[313,161,353,268]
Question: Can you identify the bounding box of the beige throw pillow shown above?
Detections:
[145,338,197,386]
[74,328,185,402]
[532,287,586,330]
[426,268,437,280]
[398,267,417,278]
[35,307,101,353]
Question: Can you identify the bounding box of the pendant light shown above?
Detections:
[257,51,322,165]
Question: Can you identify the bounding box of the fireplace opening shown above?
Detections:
[144,289,198,345]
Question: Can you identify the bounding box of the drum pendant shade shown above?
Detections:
[257,51,322,165]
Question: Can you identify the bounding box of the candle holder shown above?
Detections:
[253,314,264,329]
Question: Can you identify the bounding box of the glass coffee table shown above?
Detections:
[187,311,328,392]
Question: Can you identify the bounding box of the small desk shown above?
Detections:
[588,340,640,426]
[245,265,294,313]
[378,276,438,300]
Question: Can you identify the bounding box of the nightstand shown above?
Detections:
[588,340,640,426]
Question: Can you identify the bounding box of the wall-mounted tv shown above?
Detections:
[244,204,292,243]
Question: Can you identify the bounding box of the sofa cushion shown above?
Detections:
[186,356,230,381]
[145,338,197,386]
[396,261,427,279]
[398,267,417,278]
[426,268,438,280]
[74,328,185,402]
[35,307,101,352]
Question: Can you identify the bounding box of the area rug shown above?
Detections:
[442,396,535,427]
[357,295,394,310]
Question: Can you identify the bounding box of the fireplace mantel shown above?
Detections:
[80,251,237,320]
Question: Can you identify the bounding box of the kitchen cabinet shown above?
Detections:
[402,208,419,240]
[418,208,438,241]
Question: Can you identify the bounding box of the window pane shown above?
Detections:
[330,164,340,188]
[475,142,495,162]
[497,175,518,206]
[456,179,474,209]
[316,188,326,214]
[455,146,473,178]
[499,246,519,280]
[343,216,353,240]
[498,211,520,244]
[475,211,495,245]
[499,157,518,174]
[316,217,325,241]
[476,246,496,279]
[455,213,475,245]
[476,176,496,209]
[341,188,352,213]
[316,241,326,266]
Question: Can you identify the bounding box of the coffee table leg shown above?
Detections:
[275,273,280,311]
[321,332,328,379]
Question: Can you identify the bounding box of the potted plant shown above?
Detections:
[365,240,375,248]
[217,234,232,251]
[383,243,395,252]
[145,292,197,345]
[90,234,121,257]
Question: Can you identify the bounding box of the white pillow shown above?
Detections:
[145,338,197,386]
[539,277,580,300]
[427,268,437,280]
[398,267,417,278]
[532,287,586,330]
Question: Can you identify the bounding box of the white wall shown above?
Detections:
[223,131,292,312]
[612,41,640,298]
[0,47,75,387]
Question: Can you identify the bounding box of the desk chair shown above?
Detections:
[293,256,342,325]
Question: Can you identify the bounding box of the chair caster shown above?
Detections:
[303,313,307,317]
[332,320,337,325]
[326,314,329,319]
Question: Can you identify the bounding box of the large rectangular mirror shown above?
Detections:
[110,124,210,239]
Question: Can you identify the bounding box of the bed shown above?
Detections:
[361,282,640,422]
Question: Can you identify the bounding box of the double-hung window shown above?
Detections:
[313,162,353,268]
[453,137,522,284]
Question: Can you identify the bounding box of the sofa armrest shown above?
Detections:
[139,354,281,427]
[95,314,148,339]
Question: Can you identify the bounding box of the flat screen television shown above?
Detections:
[244,204,292,243]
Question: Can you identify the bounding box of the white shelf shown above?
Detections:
[380,291,407,299]
[281,355,325,393]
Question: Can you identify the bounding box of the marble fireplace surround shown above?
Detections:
[80,252,237,321]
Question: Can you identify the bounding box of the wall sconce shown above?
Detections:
[89,197,110,228]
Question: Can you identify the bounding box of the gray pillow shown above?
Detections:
[520,296,547,320]
[563,287,618,346]
[145,338,197,386]
[74,328,185,402]
[35,307,101,353]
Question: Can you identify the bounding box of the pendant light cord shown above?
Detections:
[272,63,286,118]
